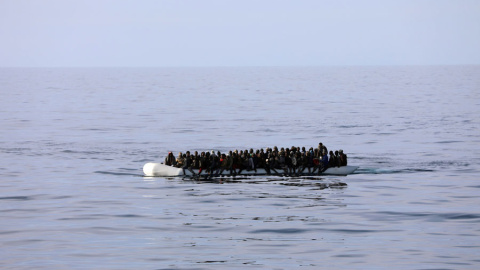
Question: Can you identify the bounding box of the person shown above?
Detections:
[328,151,337,168]
[182,151,195,175]
[318,143,328,155]
[267,152,278,174]
[208,151,218,178]
[257,150,266,170]
[198,151,207,176]
[335,150,341,167]
[291,151,300,175]
[319,150,329,173]
[279,151,288,175]
[215,153,228,176]
[235,151,245,175]
[311,149,320,174]
[192,151,200,170]
[164,152,176,166]
[175,152,184,168]
[252,153,258,172]
[339,150,347,166]
[231,151,239,175]
[247,153,257,172]
[264,153,271,175]
[272,146,279,156]
[226,152,236,175]
[299,150,311,174]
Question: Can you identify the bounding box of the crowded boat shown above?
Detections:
[158,143,351,178]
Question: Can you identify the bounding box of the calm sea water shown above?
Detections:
[1,66,479,269]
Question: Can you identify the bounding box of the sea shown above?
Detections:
[1,66,479,269]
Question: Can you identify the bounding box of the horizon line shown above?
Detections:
[1,64,479,68]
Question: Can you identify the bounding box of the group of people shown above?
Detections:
[164,143,348,177]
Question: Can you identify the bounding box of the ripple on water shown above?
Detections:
[370,211,480,222]
[0,196,33,201]
[249,228,310,234]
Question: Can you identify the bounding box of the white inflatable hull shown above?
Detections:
[143,163,358,177]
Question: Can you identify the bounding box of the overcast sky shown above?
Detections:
[1,0,479,67]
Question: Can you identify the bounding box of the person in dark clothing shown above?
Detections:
[339,150,347,166]
[335,150,341,167]
[182,151,195,175]
[226,151,236,175]
[244,153,255,172]
[267,152,278,174]
[198,151,208,176]
[164,152,176,166]
[235,152,245,175]
[285,151,293,175]
[215,153,228,176]
[231,151,239,175]
[292,151,301,175]
[192,151,200,169]
[257,150,265,169]
[315,151,328,174]
[208,150,218,178]
[328,151,337,168]
[299,150,313,174]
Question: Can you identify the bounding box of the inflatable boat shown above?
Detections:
[143,163,358,177]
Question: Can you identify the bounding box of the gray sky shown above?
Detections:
[1,0,479,67]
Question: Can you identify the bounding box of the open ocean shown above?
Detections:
[1,66,479,269]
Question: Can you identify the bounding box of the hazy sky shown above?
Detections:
[1,0,479,67]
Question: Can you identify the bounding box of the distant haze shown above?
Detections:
[1,0,479,67]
